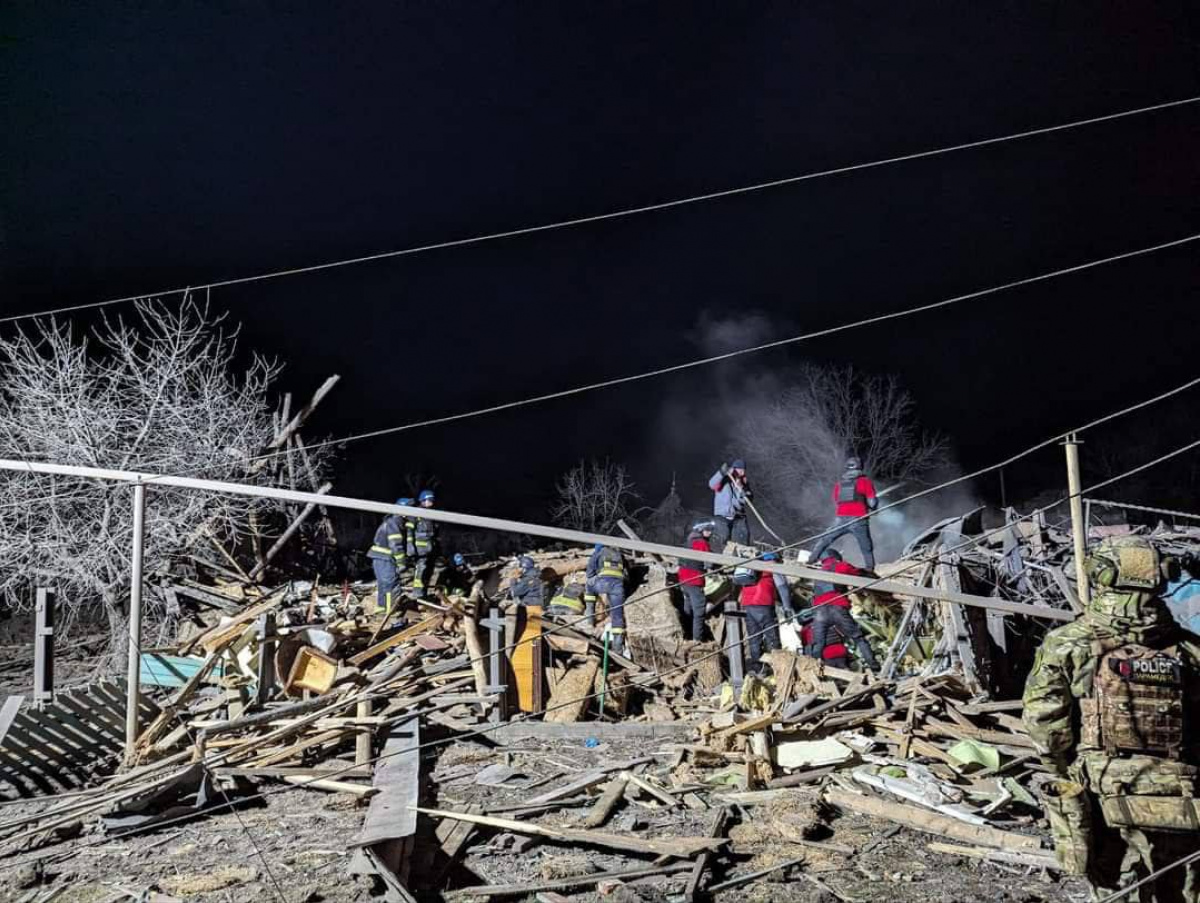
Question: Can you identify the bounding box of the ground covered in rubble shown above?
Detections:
[2,732,1089,903]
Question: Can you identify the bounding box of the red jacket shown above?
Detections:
[813,558,860,608]
[801,622,847,661]
[833,476,876,517]
[739,572,778,607]
[679,537,710,587]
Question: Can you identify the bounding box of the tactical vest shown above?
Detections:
[1080,643,1186,759]
[679,536,705,572]
[836,477,864,505]
[597,547,625,579]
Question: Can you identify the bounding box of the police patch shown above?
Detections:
[1108,655,1182,685]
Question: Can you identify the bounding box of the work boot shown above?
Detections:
[610,634,625,655]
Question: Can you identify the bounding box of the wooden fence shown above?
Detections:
[0,680,160,798]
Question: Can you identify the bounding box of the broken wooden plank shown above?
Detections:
[349,614,445,667]
[451,862,691,898]
[524,756,656,805]
[927,842,1059,869]
[824,788,1044,852]
[353,718,421,849]
[582,776,628,829]
[413,807,726,858]
[683,806,728,902]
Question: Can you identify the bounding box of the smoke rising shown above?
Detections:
[640,312,980,565]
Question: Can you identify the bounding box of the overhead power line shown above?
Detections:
[3,94,1197,328]
[257,230,1200,457]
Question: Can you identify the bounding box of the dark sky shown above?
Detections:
[3,3,1199,524]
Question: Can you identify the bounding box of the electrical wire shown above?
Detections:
[5,429,1198,877]
[250,231,1200,459]
[3,95,1195,330]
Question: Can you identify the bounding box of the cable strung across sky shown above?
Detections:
[2,94,1196,328]
[257,230,1200,457]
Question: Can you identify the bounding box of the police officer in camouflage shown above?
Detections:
[1023,535,1200,902]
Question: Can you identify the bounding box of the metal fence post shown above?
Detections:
[481,605,508,723]
[125,482,147,760]
[724,599,744,694]
[33,588,55,710]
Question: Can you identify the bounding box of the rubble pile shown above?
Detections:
[1,511,1198,901]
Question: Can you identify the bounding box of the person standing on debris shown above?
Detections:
[679,520,716,641]
[1023,535,1200,900]
[808,456,878,570]
[587,543,628,654]
[409,489,439,598]
[366,498,411,615]
[509,555,545,607]
[804,551,878,671]
[739,551,794,673]
[708,459,752,550]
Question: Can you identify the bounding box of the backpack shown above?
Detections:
[836,477,864,505]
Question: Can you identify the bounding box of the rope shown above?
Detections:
[4,94,1195,330]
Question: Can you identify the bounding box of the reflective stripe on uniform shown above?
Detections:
[370,545,392,556]
[599,566,624,578]
[549,595,585,612]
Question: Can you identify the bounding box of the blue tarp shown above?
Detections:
[1165,577,1200,637]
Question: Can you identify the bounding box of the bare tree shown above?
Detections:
[550,459,640,536]
[736,365,948,537]
[0,298,330,658]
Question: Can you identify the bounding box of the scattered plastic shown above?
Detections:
[584,737,600,749]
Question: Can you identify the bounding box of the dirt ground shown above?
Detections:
[0,731,1089,903]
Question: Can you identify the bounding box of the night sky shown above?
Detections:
[3,4,1199,527]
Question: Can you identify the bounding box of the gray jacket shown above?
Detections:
[709,468,751,519]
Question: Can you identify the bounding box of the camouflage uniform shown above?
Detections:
[1023,536,1200,902]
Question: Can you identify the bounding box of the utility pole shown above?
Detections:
[125,482,147,759]
[1063,434,1090,609]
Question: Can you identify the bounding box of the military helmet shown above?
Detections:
[1085,535,1177,592]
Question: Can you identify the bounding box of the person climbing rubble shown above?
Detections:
[803,550,878,671]
[442,552,474,597]
[1023,535,1200,901]
[548,572,588,621]
[409,489,438,598]
[366,498,412,615]
[739,551,793,673]
[808,456,878,569]
[587,543,628,654]
[708,458,752,550]
[679,520,716,641]
[509,555,545,607]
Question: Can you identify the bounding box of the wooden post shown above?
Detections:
[481,606,508,722]
[1063,434,1090,609]
[356,697,373,773]
[724,600,744,693]
[33,588,55,710]
[255,611,276,706]
[248,482,333,581]
[125,482,147,760]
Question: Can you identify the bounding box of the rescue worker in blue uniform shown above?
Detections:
[366,498,411,615]
[587,544,628,654]
[548,575,588,622]
[410,489,438,598]
[510,556,545,606]
[443,552,474,597]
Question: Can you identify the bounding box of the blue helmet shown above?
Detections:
[594,543,604,553]
[519,555,536,572]
[396,496,414,507]
[418,489,435,504]
[453,552,466,567]
[762,551,779,562]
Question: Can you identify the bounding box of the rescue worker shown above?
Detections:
[587,543,628,654]
[509,555,545,607]
[679,520,716,641]
[1023,535,1200,901]
[804,551,878,670]
[548,574,588,621]
[708,459,752,550]
[366,499,411,615]
[442,552,474,597]
[808,456,878,570]
[409,489,438,598]
[739,551,794,673]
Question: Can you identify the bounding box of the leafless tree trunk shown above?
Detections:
[550,459,640,536]
[0,298,331,664]
[737,364,949,539]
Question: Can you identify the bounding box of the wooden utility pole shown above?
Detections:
[1063,434,1090,609]
[125,482,147,759]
